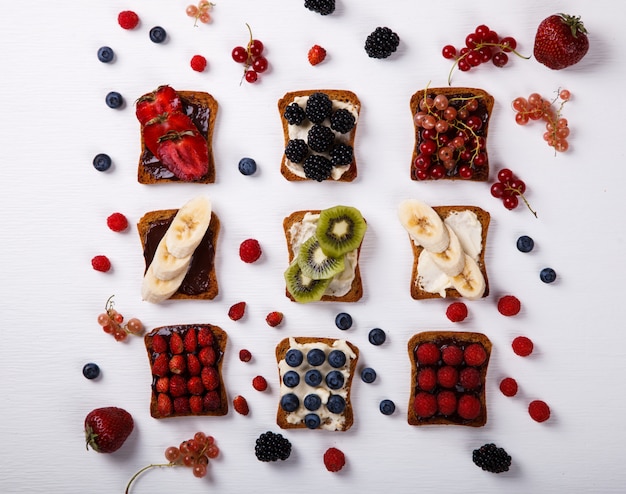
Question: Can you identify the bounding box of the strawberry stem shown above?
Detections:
[125,463,176,494]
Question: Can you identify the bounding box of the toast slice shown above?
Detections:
[275,336,359,431]
[278,89,360,182]
[283,209,364,303]
[408,205,490,300]
[138,90,217,184]
[410,87,494,181]
[407,331,491,427]
[137,208,219,301]
[145,324,228,418]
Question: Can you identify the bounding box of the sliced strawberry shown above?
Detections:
[189,395,204,414]
[151,334,168,353]
[198,327,214,347]
[169,332,184,354]
[198,346,216,367]
[156,129,209,181]
[169,374,188,397]
[183,328,198,353]
[135,85,182,125]
[201,366,220,391]
[203,390,221,411]
[187,354,202,376]
[155,376,169,393]
[157,393,173,417]
[169,354,186,374]
[187,376,205,395]
[152,354,169,377]
[142,111,196,157]
[173,396,191,415]
[233,395,249,416]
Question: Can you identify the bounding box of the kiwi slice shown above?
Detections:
[297,236,345,280]
[316,205,366,258]
[284,260,331,303]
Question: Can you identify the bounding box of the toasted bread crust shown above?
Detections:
[410,87,494,182]
[407,331,491,427]
[409,205,489,300]
[278,89,360,182]
[283,210,363,303]
[275,336,359,431]
[138,90,217,184]
[137,208,219,300]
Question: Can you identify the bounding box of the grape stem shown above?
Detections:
[125,462,176,494]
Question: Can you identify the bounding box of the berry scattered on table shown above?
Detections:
[266,311,284,327]
[105,91,123,109]
[232,23,268,84]
[516,235,534,253]
[186,1,215,26]
[472,443,512,473]
[106,212,128,232]
[82,362,101,380]
[238,157,257,175]
[117,11,139,30]
[149,26,167,43]
[304,0,335,15]
[228,302,246,321]
[255,431,292,462]
[368,328,386,345]
[93,153,112,172]
[252,376,268,391]
[96,295,144,342]
[239,238,262,263]
[190,55,207,72]
[490,168,537,216]
[497,295,521,316]
[528,399,551,422]
[499,377,518,397]
[97,46,114,63]
[239,349,252,362]
[323,447,346,472]
[446,302,468,322]
[533,13,589,70]
[308,44,327,65]
[364,27,400,59]
[233,395,250,415]
[540,267,557,283]
[512,336,534,357]
[335,312,353,330]
[85,406,134,453]
[361,367,377,383]
[379,399,396,415]
[91,255,111,272]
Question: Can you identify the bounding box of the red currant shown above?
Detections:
[492,52,509,67]
[503,195,519,210]
[475,24,490,38]
[490,182,505,198]
[442,45,456,59]
[245,70,258,83]
[497,168,513,183]
[500,36,517,52]
[252,56,268,73]
[458,165,473,179]
[248,39,264,57]
[430,164,446,180]
[232,46,247,63]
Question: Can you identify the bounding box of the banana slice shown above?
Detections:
[398,199,449,253]
[141,264,188,303]
[165,196,212,258]
[451,254,485,300]
[150,236,192,281]
[426,225,466,276]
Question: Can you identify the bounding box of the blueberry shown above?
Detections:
[326,394,346,414]
[82,362,100,380]
[282,371,300,388]
[304,393,322,411]
[92,153,112,172]
[307,348,326,366]
[327,350,346,368]
[368,328,386,346]
[304,369,323,387]
[149,26,167,43]
[325,370,345,390]
[335,312,353,330]
[105,91,123,109]
[285,349,303,367]
[517,235,535,253]
[97,46,114,63]
[379,399,396,415]
[238,157,257,176]
[361,367,377,383]
[304,413,321,429]
[540,267,557,283]
[280,393,300,412]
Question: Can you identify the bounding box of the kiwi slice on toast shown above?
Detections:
[284,260,331,303]
[297,236,345,280]
[316,205,366,258]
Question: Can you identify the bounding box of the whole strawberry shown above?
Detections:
[85,406,134,453]
[533,13,589,69]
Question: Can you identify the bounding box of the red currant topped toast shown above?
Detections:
[410,87,493,181]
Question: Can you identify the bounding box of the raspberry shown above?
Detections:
[323,447,346,472]
[528,399,550,422]
[499,377,518,397]
[446,302,468,322]
[497,295,521,316]
[239,349,252,362]
[415,342,440,365]
[106,212,128,232]
[458,394,481,420]
[413,392,437,418]
[512,336,534,356]
[308,44,327,66]
[91,255,111,272]
[252,375,268,391]
[233,395,249,416]
[190,55,207,72]
[459,367,481,390]
[228,301,246,321]
[464,343,487,366]
[417,367,437,391]
[437,366,459,388]
[266,311,284,327]
[442,345,464,366]
[239,238,262,263]
[118,10,139,30]
[437,390,457,416]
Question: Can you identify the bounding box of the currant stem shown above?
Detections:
[506,185,538,218]
[239,23,254,86]
[125,463,176,494]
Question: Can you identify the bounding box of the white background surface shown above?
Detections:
[1,0,625,492]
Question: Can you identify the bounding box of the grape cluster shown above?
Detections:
[164,432,219,478]
[442,24,528,84]
[231,24,268,84]
[96,295,144,342]
[490,169,537,217]
[185,1,214,26]
[512,89,571,153]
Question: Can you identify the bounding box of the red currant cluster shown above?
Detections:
[512,89,571,153]
[126,432,219,492]
[490,169,537,217]
[442,24,528,84]
[96,295,143,342]
[231,24,268,84]
[185,1,215,26]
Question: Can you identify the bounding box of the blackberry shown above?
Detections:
[330,143,353,166]
[283,102,306,125]
[304,0,335,15]
[285,139,309,163]
[330,109,356,134]
[303,154,333,182]
[307,124,335,152]
[255,431,292,462]
[365,27,400,59]
[305,92,332,124]
[472,443,512,473]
